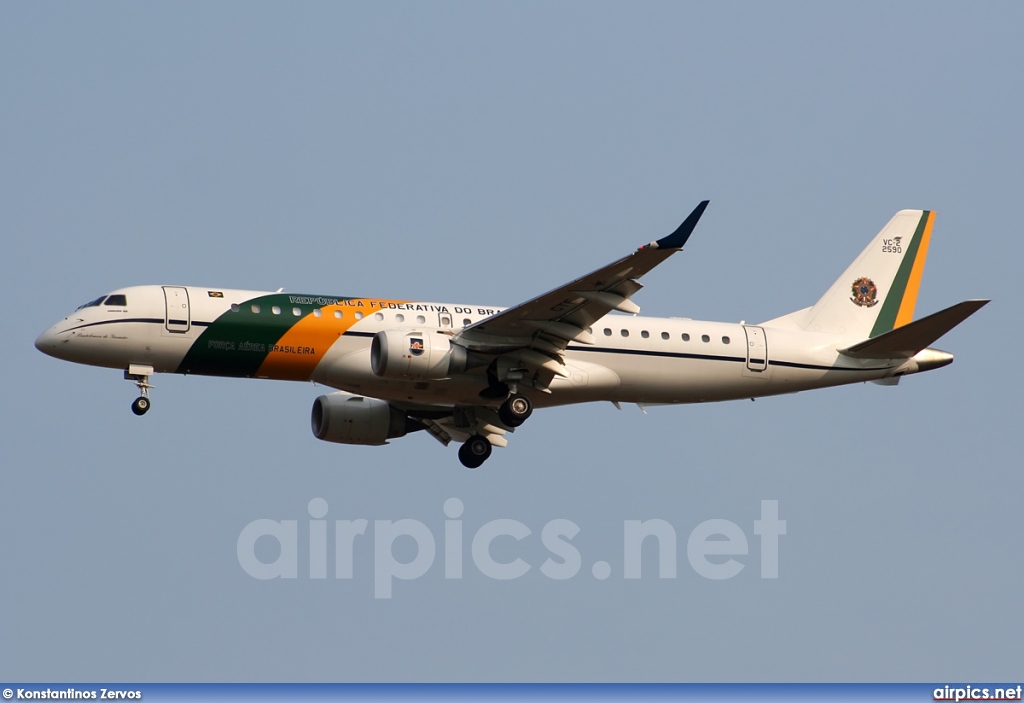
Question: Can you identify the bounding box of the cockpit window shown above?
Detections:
[76,296,106,310]
[104,294,127,306]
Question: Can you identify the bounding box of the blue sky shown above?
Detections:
[1,1,1020,682]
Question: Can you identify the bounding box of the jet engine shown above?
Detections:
[311,391,412,445]
[370,329,471,380]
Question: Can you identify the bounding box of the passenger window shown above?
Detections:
[620,329,629,337]
[604,328,612,336]
[104,294,127,306]
[701,334,710,343]
[333,310,343,319]
[230,304,240,313]
[251,304,261,314]
[313,309,323,317]
[272,306,281,315]
[396,314,405,323]
[722,336,730,344]
[416,315,425,324]
[292,307,302,316]
[355,312,364,320]
[661,332,669,340]
[463,318,472,326]
[682,333,690,342]
[374,312,384,321]
[641,330,650,339]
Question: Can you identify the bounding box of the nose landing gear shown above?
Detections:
[125,364,155,416]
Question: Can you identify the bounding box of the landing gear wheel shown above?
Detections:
[458,435,492,469]
[125,368,155,416]
[131,396,151,416]
[498,393,533,428]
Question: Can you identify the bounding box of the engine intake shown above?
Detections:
[311,392,411,445]
[370,329,470,380]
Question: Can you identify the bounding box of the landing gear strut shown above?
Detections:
[458,435,492,469]
[498,393,533,428]
[125,365,154,416]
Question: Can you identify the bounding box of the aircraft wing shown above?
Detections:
[453,201,709,384]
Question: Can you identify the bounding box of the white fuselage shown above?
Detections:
[35,284,915,410]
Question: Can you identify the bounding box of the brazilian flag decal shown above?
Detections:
[869,211,934,337]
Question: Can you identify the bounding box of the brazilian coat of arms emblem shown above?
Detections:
[850,277,878,307]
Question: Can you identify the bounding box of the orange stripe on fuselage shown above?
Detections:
[256,299,408,381]
[894,211,935,328]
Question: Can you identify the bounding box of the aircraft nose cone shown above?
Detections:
[35,327,59,356]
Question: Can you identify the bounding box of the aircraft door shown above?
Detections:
[163,286,191,334]
[743,325,768,373]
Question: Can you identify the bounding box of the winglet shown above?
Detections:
[646,200,710,250]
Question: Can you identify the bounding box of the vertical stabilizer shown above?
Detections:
[792,210,934,338]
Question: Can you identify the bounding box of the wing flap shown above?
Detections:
[574,290,641,314]
[523,320,596,344]
[839,299,989,359]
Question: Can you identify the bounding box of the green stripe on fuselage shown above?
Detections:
[177,294,351,377]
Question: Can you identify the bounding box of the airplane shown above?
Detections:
[35,202,988,468]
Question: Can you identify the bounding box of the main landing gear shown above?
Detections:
[124,365,155,416]
[456,393,535,469]
[458,435,492,469]
[498,392,533,428]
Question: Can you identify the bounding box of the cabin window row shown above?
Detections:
[233,304,369,320]
[229,304,476,327]
[593,327,730,345]
[226,304,729,344]
[226,305,730,344]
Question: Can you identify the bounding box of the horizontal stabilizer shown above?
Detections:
[839,299,989,359]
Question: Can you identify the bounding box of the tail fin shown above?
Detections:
[768,210,935,338]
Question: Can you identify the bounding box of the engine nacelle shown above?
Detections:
[310,392,410,446]
[370,329,468,380]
